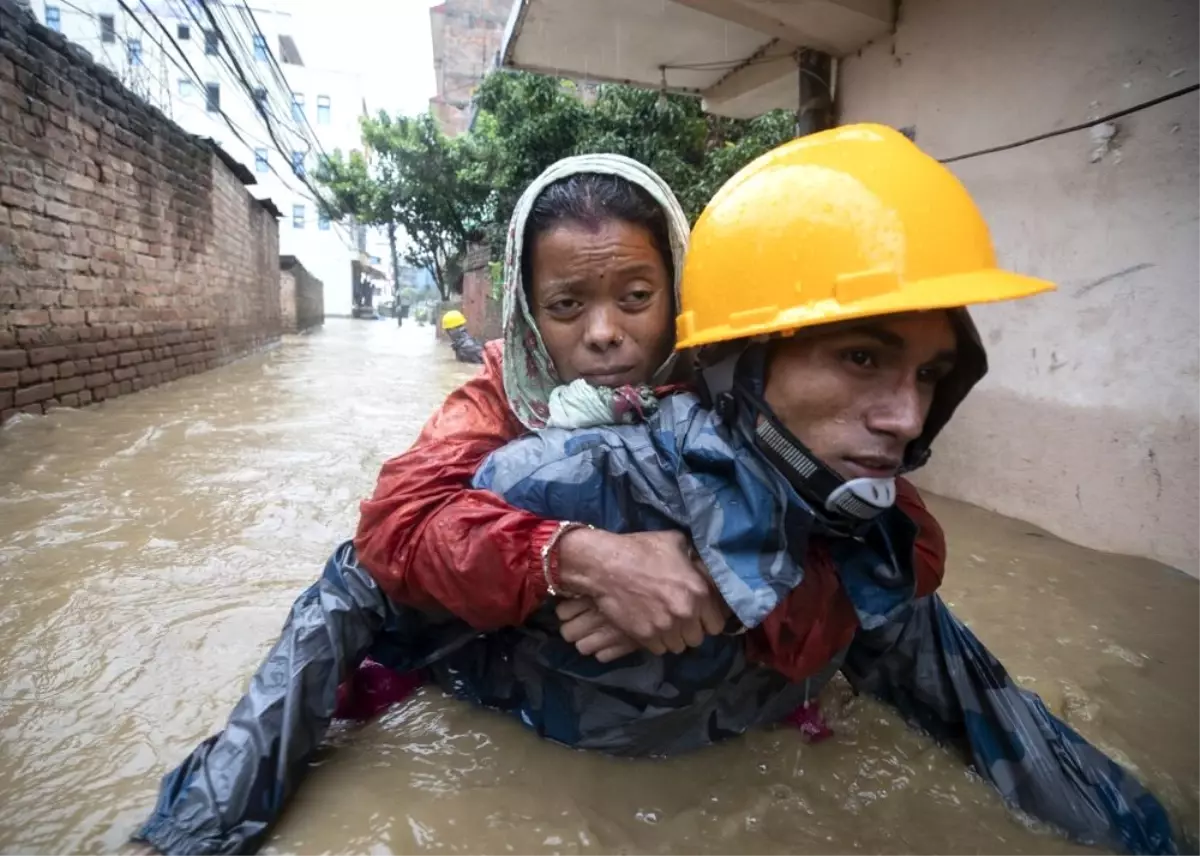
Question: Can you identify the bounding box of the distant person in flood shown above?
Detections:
[441,310,484,364]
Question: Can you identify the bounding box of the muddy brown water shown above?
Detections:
[0,319,1196,854]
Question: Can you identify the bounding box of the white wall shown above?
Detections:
[38,0,379,317]
[838,0,1199,573]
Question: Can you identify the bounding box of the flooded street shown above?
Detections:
[0,319,1196,855]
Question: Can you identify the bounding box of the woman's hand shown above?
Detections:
[555,529,727,655]
[556,597,640,661]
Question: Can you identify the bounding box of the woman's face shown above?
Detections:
[529,219,674,387]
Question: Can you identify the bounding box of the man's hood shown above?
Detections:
[499,154,691,431]
[907,307,987,470]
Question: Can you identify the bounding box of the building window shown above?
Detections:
[205,82,220,113]
[99,13,114,42]
[177,22,189,39]
[128,38,142,66]
[291,150,305,177]
[291,92,304,122]
[316,95,330,125]
[318,212,330,231]
[292,204,305,229]
[253,86,267,112]
[204,29,219,55]
[45,5,61,31]
[253,34,267,61]
[178,77,194,97]
[254,148,268,173]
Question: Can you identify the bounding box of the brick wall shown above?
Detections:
[429,0,515,137]
[459,241,502,343]
[0,0,281,423]
[279,255,324,333]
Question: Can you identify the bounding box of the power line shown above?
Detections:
[177,0,348,238]
[108,0,357,249]
[238,0,335,165]
[940,83,1199,164]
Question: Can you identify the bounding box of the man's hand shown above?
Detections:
[555,529,727,655]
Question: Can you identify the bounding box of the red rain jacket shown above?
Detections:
[355,341,946,682]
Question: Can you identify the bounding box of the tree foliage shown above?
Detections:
[314,71,796,295]
[315,113,489,299]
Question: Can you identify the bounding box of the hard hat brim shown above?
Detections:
[676,269,1056,350]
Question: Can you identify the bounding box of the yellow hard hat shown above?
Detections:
[441,310,467,331]
[676,123,1055,349]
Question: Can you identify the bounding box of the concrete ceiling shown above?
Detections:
[500,0,894,118]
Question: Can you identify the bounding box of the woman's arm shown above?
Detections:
[354,342,564,630]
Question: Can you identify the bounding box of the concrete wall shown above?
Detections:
[279,256,325,333]
[430,0,515,136]
[837,0,1199,573]
[0,0,281,422]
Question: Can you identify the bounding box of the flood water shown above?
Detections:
[0,318,1196,855]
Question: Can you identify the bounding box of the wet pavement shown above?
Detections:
[0,318,1195,854]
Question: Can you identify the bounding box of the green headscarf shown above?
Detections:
[500,154,691,431]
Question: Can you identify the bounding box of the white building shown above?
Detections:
[32,0,384,316]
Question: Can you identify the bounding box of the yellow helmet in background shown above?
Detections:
[441,310,467,331]
[675,123,1055,350]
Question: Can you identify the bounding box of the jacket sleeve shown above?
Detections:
[134,543,388,855]
[840,594,1177,855]
[837,483,1177,855]
[354,342,562,631]
[743,478,945,682]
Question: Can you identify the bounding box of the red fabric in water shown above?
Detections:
[332,659,423,721]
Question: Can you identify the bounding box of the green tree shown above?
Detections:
[316,113,490,300]
[318,71,797,297]
[470,71,796,249]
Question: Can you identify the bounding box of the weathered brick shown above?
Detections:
[28,345,68,365]
[84,371,112,388]
[49,308,83,325]
[10,309,49,326]
[43,200,81,223]
[0,371,17,389]
[14,381,55,406]
[2,7,285,411]
[18,402,44,416]
[0,390,11,410]
[59,392,79,407]
[0,184,40,211]
[54,376,84,395]
[0,349,27,369]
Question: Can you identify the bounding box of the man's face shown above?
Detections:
[763,311,958,481]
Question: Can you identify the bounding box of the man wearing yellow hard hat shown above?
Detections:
[440,309,484,365]
[466,125,1175,853]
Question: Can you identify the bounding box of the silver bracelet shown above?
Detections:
[541,521,594,597]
